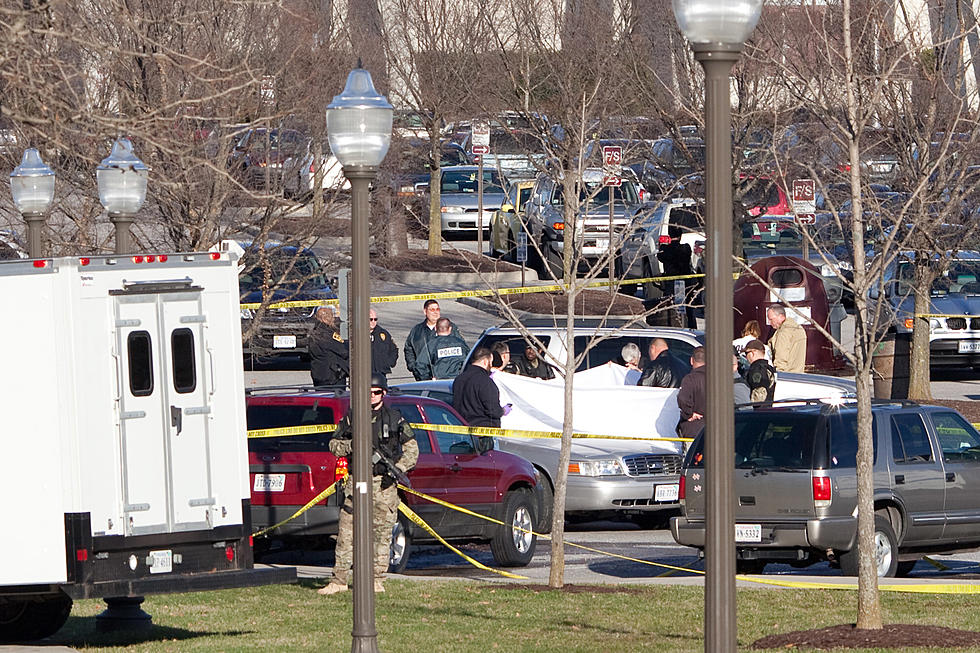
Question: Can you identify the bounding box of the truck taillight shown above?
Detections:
[658,235,672,245]
[552,222,564,230]
[76,548,88,562]
[812,476,832,507]
[79,257,90,266]
[32,260,49,268]
[904,318,914,329]
[336,457,349,479]
[210,252,221,260]
[678,475,686,500]
[225,545,235,562]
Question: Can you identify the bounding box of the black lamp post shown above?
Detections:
[670,1,762,651]
[326,65,393,653]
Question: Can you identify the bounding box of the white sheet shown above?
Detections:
[492,364,681,449]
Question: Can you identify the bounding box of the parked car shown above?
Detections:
[281,139,348,199]
[524,168,644,276]
[872,251,980,367]
[466,319,705,374]
[618,198,705,299]
[232,241,336,359]
[246,387,544,569]
[228,128,308,190]
[394,378,685,528]
[431,165,508,236]
[490,180,536,260]
[672,399,980,576]
[817,128,903,187]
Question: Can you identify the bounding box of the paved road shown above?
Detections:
[260,521,980,588]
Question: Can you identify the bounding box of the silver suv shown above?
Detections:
[672,400,980,576]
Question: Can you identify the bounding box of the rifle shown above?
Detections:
[372,449,410,486]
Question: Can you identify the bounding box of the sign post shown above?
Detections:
[472,123,491,255]
[793,178,816,261]
[516,231,528,286]
[602,145,623,294]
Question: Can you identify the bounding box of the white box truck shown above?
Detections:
[0,249,294,642]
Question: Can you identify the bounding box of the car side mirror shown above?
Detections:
[500,203,514,213]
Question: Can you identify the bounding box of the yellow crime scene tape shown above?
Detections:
[252,481,339,538]
[239,272,707,310]
[246,422,693,444]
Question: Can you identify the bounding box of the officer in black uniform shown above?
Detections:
[369,307,399,379]
[309,306,349,388]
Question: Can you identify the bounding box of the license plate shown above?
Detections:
[958,341,980,353]
[149,549,173,574]
[735,524,762,543]
[253,473,286,492]
[654,483,679,502]
[273,335,297,349]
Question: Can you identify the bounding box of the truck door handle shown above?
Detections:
[450,463,461,473]
[171,406,183,435]
[947,472,956,482]
[894,475,905,485]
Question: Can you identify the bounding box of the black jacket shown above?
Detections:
[452,364,504,428]
[330,403,418,488]
[745,358,777,405]
[676,365,707,438]
[637,351,685,388]
[309,322,349,387]
[370,325,399,377]
[404,319,465,381]
[429,333,470,380]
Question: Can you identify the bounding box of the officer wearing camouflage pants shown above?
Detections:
[319,374,419,595]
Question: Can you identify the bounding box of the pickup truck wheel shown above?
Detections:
[0,595,72,643]
[388,514,412,574]
[491,489,537,567]
[839,515,899,577]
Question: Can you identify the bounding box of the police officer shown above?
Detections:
[309,306,349,388]
[319,375,419,596]
[428,317,469,379]
[369,307,399,379]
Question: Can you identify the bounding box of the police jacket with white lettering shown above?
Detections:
[428,332,470,379]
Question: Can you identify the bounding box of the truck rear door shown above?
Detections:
[114,281,214,534]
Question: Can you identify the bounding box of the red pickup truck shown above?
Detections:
[246,387,543,570]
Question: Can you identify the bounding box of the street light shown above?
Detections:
[326,65,392,653]
[671,1,761,652]
[96,137,148,254]
[10,148,55,258]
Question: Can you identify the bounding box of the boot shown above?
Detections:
[317,581,348,596]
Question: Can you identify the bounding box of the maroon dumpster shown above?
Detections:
[733,255,840,371]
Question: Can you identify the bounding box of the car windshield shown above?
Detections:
[239,249,329,292]
[898,259,980,296]
[741,220,802,253]
[441,169,505,194]
[552,180,639,206]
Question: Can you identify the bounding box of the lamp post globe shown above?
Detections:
[10,148,56,259]
[96,138,148,254]
[10,148,55,215]
[672,0,762,45]
[326,67,393,169]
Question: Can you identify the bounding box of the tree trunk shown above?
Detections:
[908,263,935,400]
[427,137,442,256]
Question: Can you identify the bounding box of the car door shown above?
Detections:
[927,412,980,541]
[391,400,446,529]
[889,413,945,543]
[422,402,500,538]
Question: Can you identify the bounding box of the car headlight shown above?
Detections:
[441,205,465,213]
[241,308,254,320]
[569,459,624,476]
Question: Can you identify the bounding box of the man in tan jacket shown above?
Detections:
[766,305,806,373]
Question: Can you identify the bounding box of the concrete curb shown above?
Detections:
[375,267,539,286]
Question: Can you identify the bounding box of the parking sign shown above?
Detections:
[602,145,622,168]
[793,179,816,214]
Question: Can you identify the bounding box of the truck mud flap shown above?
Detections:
[62,565,296,600]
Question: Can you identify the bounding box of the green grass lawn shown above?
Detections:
[46,580,980,652]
